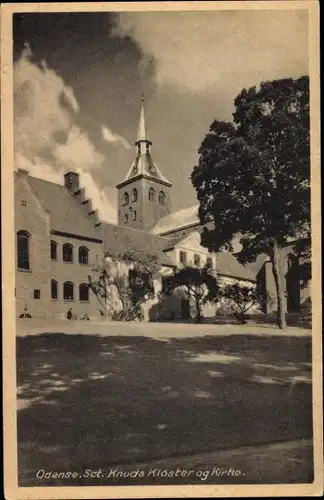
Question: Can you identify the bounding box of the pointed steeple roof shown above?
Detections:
[117,95,172,188]
[137,93,147,142]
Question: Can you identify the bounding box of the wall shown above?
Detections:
[15,174,51,318]
[15,173,104,320]
[49,234,103,319]
[168,231,217,269]
[117,177,171,232]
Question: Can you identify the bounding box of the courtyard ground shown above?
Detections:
[16,320,313,486]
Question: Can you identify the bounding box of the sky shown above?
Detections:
[13,9,309,223]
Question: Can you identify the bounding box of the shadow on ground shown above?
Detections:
[16,332,313,486]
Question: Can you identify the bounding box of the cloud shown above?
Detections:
[114,10,308,94]
[77,170,118,224]
[14,47,117,223]
[55,125,104,170]
[101,125,131,149]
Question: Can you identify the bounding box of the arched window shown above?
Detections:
[132,188,138,202]
[123,192,129,205]
[79,283,89,302]
[63,243,73,262]
[124,213,128,224]
[63,281,74,300]
[79,246,89,265]
[159,191,165,205]
[133,210,137,221]
[17,230,30,270]
[149,187,155,201]
[51,280,58,299]
[51,240,57,260]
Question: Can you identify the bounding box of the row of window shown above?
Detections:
[51,281,89,301]
[51,241,89,264]
[179,250,213,269]
[123,188,165,206]
[17,231,89,270]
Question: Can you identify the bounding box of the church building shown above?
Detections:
[14,98,310,321]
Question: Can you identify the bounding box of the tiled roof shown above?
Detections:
[239,254,268,275]
[151,204,200,235]
[216,252,256,282]
[24,174,101,241]
[100,222,176,268]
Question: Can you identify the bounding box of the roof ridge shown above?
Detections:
[21,173,64,189]
[101,220,172,240]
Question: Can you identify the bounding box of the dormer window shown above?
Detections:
[148,187,155,202]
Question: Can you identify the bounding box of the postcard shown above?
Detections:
[1,1,322,498]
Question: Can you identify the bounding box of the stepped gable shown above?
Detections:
[22,173,102,241]
[100,222,176,268]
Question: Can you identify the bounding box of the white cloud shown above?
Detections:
[55,125,104,171]
[14,48,117,223]
[114,10,308,94]
[101,125,131,149]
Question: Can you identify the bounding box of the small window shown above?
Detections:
[133,210,137,221]
[180,251,187,265]
[17,230,30,270]
[51,240,57,260]
[63,243,73,262]
[124,213,128,224]
[194,254,201,267]
[123,192,129,205]
[21,200,27,207]
[33,289,40,299]
[148,187,155,201]
[132,188,138,202]
[51,280,58,299]
[159,191,165,205]
[63,281,74,300]
[79,246,89,265]
[161,276,168,293]
[206,256,213,269]
[79,283,89,302]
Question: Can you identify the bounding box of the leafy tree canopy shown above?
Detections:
[192,76,310,262]
[191,76,310,329]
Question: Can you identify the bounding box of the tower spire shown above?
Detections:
[137,93,147,142]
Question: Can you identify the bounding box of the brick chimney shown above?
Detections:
[64,172,80,193]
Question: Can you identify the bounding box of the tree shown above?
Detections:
[217,283,263,324]
[89,249,159,321]
[191,76,310,329]
[163,266,220,323]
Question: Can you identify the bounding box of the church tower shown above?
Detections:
[116,96,172,232]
